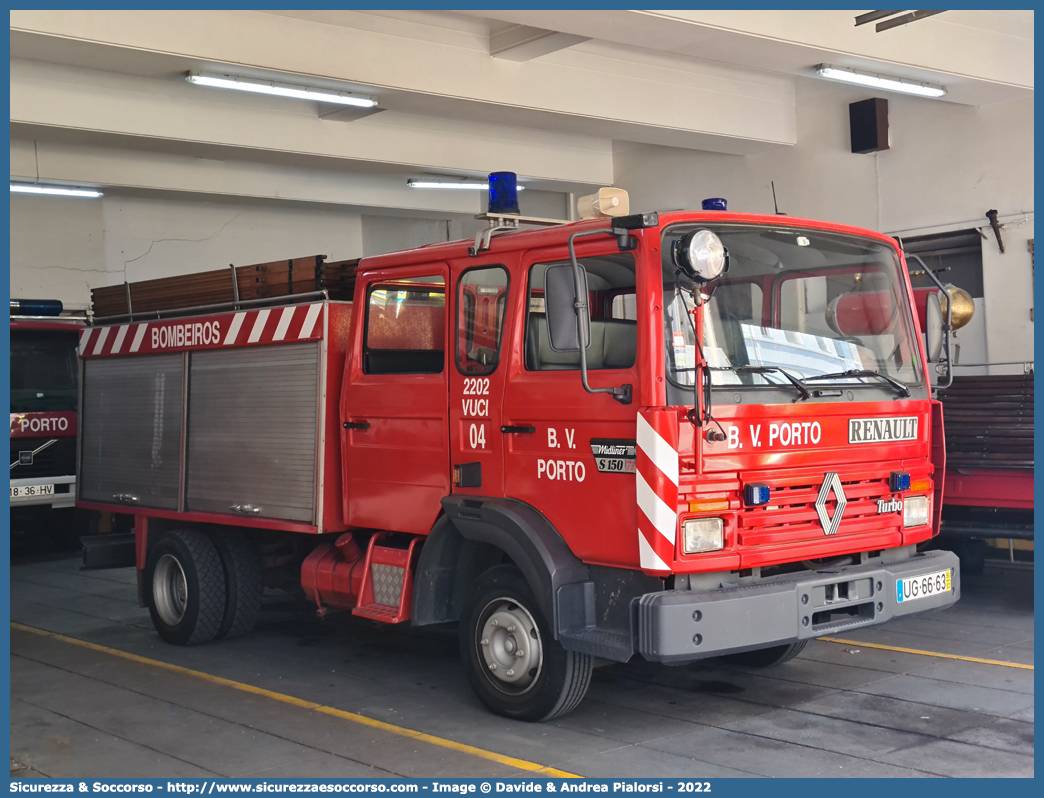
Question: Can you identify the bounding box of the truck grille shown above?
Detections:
[737,475,899,547]
[9,438,77,480]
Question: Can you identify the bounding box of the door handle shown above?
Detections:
[501,425,536,434]
[343,421,370,430]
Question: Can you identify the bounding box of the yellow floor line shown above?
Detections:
[11,622,578,777]
[818,636,1033,670]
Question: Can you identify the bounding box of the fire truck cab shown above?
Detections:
[77,193,959,721]
[11,300,83,517]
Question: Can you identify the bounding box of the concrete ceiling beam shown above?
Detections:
[10,10,797,152]
[10,60,615,187]
[10,137,496,216]
[489,25,590,62]
[459,9,1033,106]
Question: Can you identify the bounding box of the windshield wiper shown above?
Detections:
[804,369,911,398]
[717,365,811,402]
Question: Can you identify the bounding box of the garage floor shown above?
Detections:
[9,553,1033,779]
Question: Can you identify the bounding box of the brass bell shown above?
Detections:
[939,284,975,331]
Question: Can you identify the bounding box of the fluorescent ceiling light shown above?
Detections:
[815,64,946,98]
[187,72,377,108]
[407,180,526,190]
[10,184,102,198]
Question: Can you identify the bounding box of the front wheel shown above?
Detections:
[460,565,592,721]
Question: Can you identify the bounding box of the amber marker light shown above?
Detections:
[688,499,729,513]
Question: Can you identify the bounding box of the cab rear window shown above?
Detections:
[364,276,446,374]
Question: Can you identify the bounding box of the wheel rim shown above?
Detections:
[153,553,188,626]
[476,597,543,695]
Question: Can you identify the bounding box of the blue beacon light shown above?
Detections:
[11,299,64,317]
[488,171,520,215]
[745,483,770,506]
[889,471,911,492]
[702,198,727,211]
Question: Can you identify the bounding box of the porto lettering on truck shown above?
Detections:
[76,175,960,721]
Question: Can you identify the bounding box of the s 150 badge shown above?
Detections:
[590,439,636,474]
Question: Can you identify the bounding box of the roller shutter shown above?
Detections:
[186,342,320,523]
[80,354,184,509]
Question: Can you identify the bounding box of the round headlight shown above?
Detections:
[673,229,729,283]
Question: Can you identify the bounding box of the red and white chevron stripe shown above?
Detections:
[79,302,325,358]
[636,409,679,573]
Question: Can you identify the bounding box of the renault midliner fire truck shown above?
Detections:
[77,184,959,721]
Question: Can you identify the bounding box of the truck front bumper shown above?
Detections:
[637,549,960,663]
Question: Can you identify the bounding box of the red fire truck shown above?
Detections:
[11,300,84,543]
[77,188,959,720]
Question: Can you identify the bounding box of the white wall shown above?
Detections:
[10,185,574,307]
[360,189,570,256]
[104,196,364,284]
[10,194,365,309]
[614,80,1035,367]
[362,215,455,258]
[10,193,106,309]
[879,92,1034,232]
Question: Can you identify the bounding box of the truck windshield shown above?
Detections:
[10,329,79,412]
[663,224,922,394]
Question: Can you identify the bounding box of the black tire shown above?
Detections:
[459,565,592,722]
[720,640,807,668]
[146,529,226,645]
[211,531,263,640]
[957,538,987,576]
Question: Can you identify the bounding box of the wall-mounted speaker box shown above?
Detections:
[850,98,889,154]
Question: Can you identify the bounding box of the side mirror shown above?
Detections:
[925,292,944,363]
[544,263,590,353]
[905,252,953,391]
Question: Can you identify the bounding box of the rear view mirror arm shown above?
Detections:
[906,253,952,390]
[567,228,632,404]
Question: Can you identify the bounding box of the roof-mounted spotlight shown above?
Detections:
[186,72,378,108]
[815,65,946,98]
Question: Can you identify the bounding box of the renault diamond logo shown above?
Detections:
[815,472,847,536]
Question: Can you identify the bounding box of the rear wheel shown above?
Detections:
[720,640,807,668]
[460,565,592,721]
[147,529,226,645]
[211,531,263,640]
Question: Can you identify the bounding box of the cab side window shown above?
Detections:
[525,253,637,371]
[364,275,446,374]
[610,293,637,320]
[456,266,509,375]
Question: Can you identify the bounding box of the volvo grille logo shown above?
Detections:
[815,472,847,536]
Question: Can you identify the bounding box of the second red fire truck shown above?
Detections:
[77,183,959,720]
[11,300,84,548]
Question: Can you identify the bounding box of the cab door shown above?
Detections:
[448,260,513,497]
[342,266,449,534]
[501,243,644,567]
